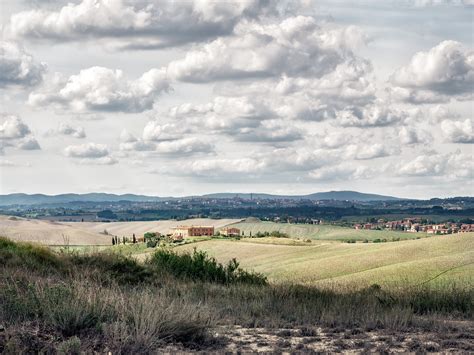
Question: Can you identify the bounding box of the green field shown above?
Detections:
[228,220,427,241]
[176,233,474,288]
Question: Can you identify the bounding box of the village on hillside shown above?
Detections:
[354,218,474,235]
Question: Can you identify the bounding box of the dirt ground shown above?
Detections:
[1,319,472,353]
[215,324,474,353]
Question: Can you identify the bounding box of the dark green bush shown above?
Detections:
[71,253,152,285]
[148,248,267,285]
[0,237,63,273]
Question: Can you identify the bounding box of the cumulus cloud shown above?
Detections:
[64,142,117,164]
[236,120,303,143]
[46,122,86,138]
[168,16,365,82]
[187,157,267,177]
[309,164,372,181]
[441,119,474,143]
[29,66,169,113]
[0,41,46,88]
[9,0,274,50]
[398,126,432,145]
[64,142,109,158]
[345,143,394,160]
[336,103,405,127]
[397,150,473,178]
[275,58,375,107]
[0,115,41,152]
[390,41,474,103]
[154,137,214,155]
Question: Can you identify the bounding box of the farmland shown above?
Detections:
[1,215,471,288]
[176,233,474,287]
[1,215,473,352]
[0,215,240,246]
[228,220,427,241]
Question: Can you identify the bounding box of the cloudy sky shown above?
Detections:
[0,0,472,198]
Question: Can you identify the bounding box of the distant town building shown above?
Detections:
[171,226,215,238]
[220,227,241,237]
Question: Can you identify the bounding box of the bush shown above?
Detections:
[144,232,160,248]
[269,231,289,238]
[0,237,63,273]
[57,336,81,355]
[71,253,152,285]
[105,290,213,352]
[148,248,267,285]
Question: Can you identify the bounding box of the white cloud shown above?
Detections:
[154,137,214,155]
[441,119,474,143]
[9,0,274,50]
[336,103,405,127]
[309,164,372,181]
[168,16,365,82]
[345,143,393,160]
[58,122,86,138]
[0,41,46,88]
[29,66,169,113]
[397,150,473,178]
[64,142,110,158]
[188,157,267,177]
[142,122,182,142]
[391,41,474,103]
[0,115,41,152]
[398,126,432,145]
[236,119,303,143]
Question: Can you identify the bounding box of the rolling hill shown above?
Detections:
[202,190,403,201]
[176,233,474,287]
[0,190,403,206]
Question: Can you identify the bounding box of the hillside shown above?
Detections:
[0,190,402,206]
[176,233,474,287]
[0,216,240,245]
[0,193,167,206]
[228,220,425,241]
[203,190,402,201]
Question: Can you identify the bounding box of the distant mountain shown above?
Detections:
[0,190,403,206]
[0,193,166,206]
[202,191,403,201]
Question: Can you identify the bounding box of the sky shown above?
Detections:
[0,0,473,199]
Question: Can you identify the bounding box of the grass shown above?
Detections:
[229,221,428,241]
[175,233,474,287]
[0,236,473,352]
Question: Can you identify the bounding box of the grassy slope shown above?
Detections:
[176,233,474,287]
[227,221,427,241]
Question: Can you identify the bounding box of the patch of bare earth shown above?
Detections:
[217,323,474,353]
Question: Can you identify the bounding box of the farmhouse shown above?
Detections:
[171,225,215,238]
[220,227,241,237]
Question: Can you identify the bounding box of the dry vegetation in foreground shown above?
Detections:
[0,237,473,353]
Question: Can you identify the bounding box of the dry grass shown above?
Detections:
[1,236,473,353]
[175,233,474,287]
[0,216,240,246]
[230,220,429,241]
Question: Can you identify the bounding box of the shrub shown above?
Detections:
[148,248,267,285]
[269,231,289,238]
[57,336,81,355]
[144,232,160,248]
[71,253,152,285]
[105,290,213,353]
[39,284,112,336]
[0,237,63,273]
